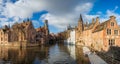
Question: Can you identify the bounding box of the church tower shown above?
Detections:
[78,14,84,32]
[75,14,84,45]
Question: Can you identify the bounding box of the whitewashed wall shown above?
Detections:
[67,30,75,45]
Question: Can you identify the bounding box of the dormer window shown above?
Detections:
[111,22,114,26]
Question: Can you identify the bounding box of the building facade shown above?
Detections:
[36,20,49,44]
[67,29,75,45]
[0,19,49,47]
[75,15,120,51]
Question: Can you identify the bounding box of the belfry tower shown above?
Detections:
[44,20,49,36]
[44,19,49,44]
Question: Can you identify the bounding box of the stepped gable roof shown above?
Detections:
[84,22,96,30]
[1,29,8,33]
[12,21,32,30]
[84,17,100,30]
[87,22,96,29]
[36,27,46,32]
[93,20,109,33]
[0,25,10,33]
[11,21,32,34]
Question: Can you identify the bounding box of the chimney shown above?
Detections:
[96,17,99,22]
[92,18,95,23]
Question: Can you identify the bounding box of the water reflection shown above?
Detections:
[75,46,90,64]
[0,46,49,64]
[0,43,90,64]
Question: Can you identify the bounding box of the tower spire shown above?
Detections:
[78,14,84,31]
[79,14,83,22]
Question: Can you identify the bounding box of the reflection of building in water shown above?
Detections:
[67,45,76,60]
[0,47,8,60]
[8,48,26,64]
[0,46,49,64]
[75,46,90,64]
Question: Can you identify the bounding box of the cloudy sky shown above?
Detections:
[0,0,120,33]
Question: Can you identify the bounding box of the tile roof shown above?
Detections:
[84,22,96,30]
[93,20,109,33]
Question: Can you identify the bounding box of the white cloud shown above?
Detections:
[98,6,120,23]
[96,11,102,15]
[41,1,94,30]
[0,0,96,32]
[32,20,40,28]
[83,14,100,23]
[83,6,120,24]
[75,2,93,13]
[1,0,120,33]
[106,9,120,24]
[41,13,75,29]
[113,6,118,12]
[0,0,2,4]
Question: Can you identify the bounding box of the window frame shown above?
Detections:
[107,29,111,35]
[111,22,114,26]
[108,39,115,46]
[1,37,3,41]
[114,30,118,35]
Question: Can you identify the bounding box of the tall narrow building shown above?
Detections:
[44,20,49,36]
[78,14,84,32]
[44,20,49,43]
[75,14,84,45]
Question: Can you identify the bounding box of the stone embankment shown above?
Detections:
[83,47,107,64]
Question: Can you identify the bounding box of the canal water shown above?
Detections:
[0,43,90,64]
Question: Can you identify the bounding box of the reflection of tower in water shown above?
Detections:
[75,46,90,64]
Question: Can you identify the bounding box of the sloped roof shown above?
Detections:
[84,22,96,30]
[93,20,109,33]
[12,21,31,29]
[87,23,96,29]
[11,21,32,35]
[0,26,10,33]
[36,27,46,33]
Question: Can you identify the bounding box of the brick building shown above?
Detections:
[75,15,120,51]
[0,19,49,47]
[36,20,49,44]
[0,20,36,47]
